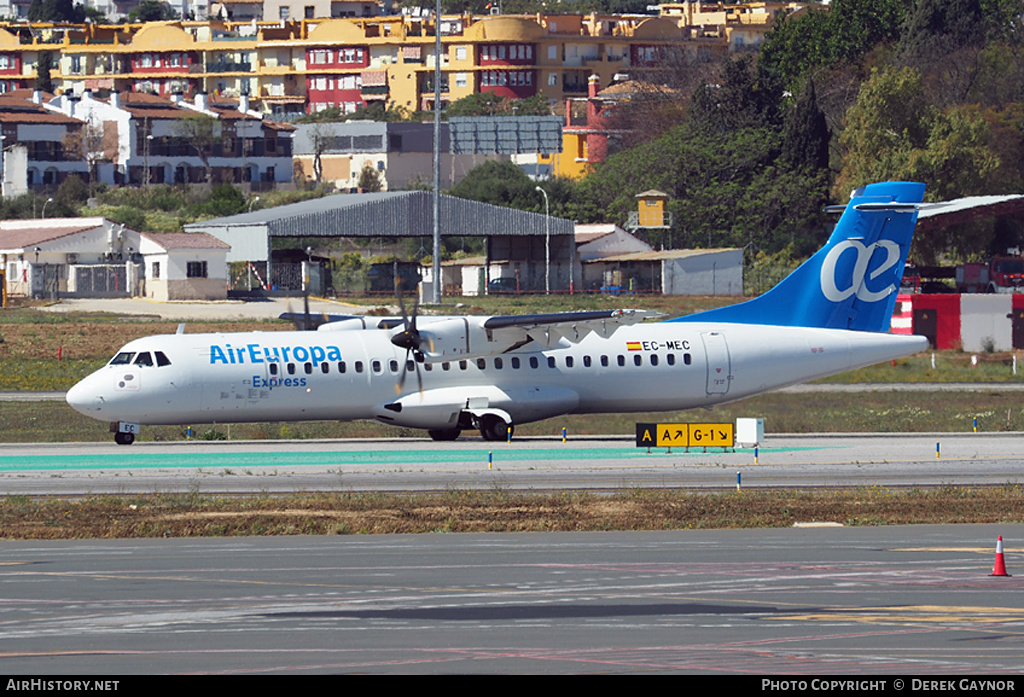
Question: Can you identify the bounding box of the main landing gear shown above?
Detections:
[426,414,515,442]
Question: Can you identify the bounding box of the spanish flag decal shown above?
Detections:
[626,342,642,351]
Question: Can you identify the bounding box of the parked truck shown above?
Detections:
[956,255,1024,293]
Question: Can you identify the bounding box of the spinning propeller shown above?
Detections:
[283,291,329,331]
[390,278,428,395]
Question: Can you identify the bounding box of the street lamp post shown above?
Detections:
[144,134,154,187]
[41,197,53,219]
[535,185,550,294]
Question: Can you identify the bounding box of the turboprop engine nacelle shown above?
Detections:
[417,317,497,361]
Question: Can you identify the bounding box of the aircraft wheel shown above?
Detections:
[114,432,135,446]
[480,416,513,442]
[428,428,461,441]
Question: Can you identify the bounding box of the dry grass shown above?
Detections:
[2,486,1022,539]
[0,319,287,362]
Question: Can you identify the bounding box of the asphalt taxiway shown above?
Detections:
[1,432,1023,495]
[1,525,1022,675]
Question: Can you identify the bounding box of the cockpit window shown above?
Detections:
[155,351,171,367]
[133,352,153,367]
[109,352,135,365]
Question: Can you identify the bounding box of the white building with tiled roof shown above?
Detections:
[0,217,229,300]
[138,231,229,301]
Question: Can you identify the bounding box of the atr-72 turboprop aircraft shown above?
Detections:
[67,181,929,444]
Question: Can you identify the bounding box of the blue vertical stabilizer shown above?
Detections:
[670,181,925,332]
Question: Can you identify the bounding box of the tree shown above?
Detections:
[447,160,541,211]
[690,54,782,135]
[174,113,222,184]
[444,93,551,118]
[758,0,907,91]
[35,51,54,93]
[128,0,179,21]
[357,162,383,192]
[307,121,337,184]
[781,79,832,173]
[28,0,86,22]
[833,66,934,197]
[895,0,1021,107]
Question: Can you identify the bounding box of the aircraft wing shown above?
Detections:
[414,309,663,359]
[481,309,662,349]
[278,312,361,330]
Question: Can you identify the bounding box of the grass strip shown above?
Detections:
[1,485,1022,539]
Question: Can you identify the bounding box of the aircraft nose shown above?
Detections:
[66,377,103,416]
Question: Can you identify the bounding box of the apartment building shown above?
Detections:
[46,89,294,188]
[0,2,801,132]
[0,90,90,195]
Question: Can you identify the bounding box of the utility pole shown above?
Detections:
[431,0,442,305]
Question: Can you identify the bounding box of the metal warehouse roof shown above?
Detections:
[185,190,573,239]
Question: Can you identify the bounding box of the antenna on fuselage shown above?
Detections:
[176,323,185,335]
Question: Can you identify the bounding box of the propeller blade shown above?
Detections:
[392,277,424,395]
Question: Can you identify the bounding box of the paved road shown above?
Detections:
[35,296,370,321]
[2,525,1022,675]
[1,433,1023,495]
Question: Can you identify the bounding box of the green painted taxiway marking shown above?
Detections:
[0,446,830,471]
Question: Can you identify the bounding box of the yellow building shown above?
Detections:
[632,190,670,229]
[1,9,742,120]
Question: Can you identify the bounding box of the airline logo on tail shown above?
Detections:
[820,239,902,303]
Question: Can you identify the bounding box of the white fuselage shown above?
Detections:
[65,322,928,429]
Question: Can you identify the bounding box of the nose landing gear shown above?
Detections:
[110,422,140,446]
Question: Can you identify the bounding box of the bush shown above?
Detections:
[203,184,245,217]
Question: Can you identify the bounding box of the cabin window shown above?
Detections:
[667,354,675,366]
[583,355,591,368]
[529,356,538,369]
[494,357,503,369]
[650,355,659,366]
[355,361,364,373]
[287,363,296,375]
[477,358,486,370]
[600,355,608,367]
[389,359,399,372]
[634,355,642,367]
[442,362,450,371]
[424,363,432,371]
[511,357,520,369]
[459,360,468,370]
[321,362,329,374]
[269,363,279,376]
[617,355,625,367]
[684,354,692,365]
[565,356,574,368]
[547,356,556,368]
[406,359,415,372]
[338,361,346,373]
[372,360,382,373]
[302,362,311,374]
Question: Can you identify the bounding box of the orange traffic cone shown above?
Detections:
[991,535,1011,577]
